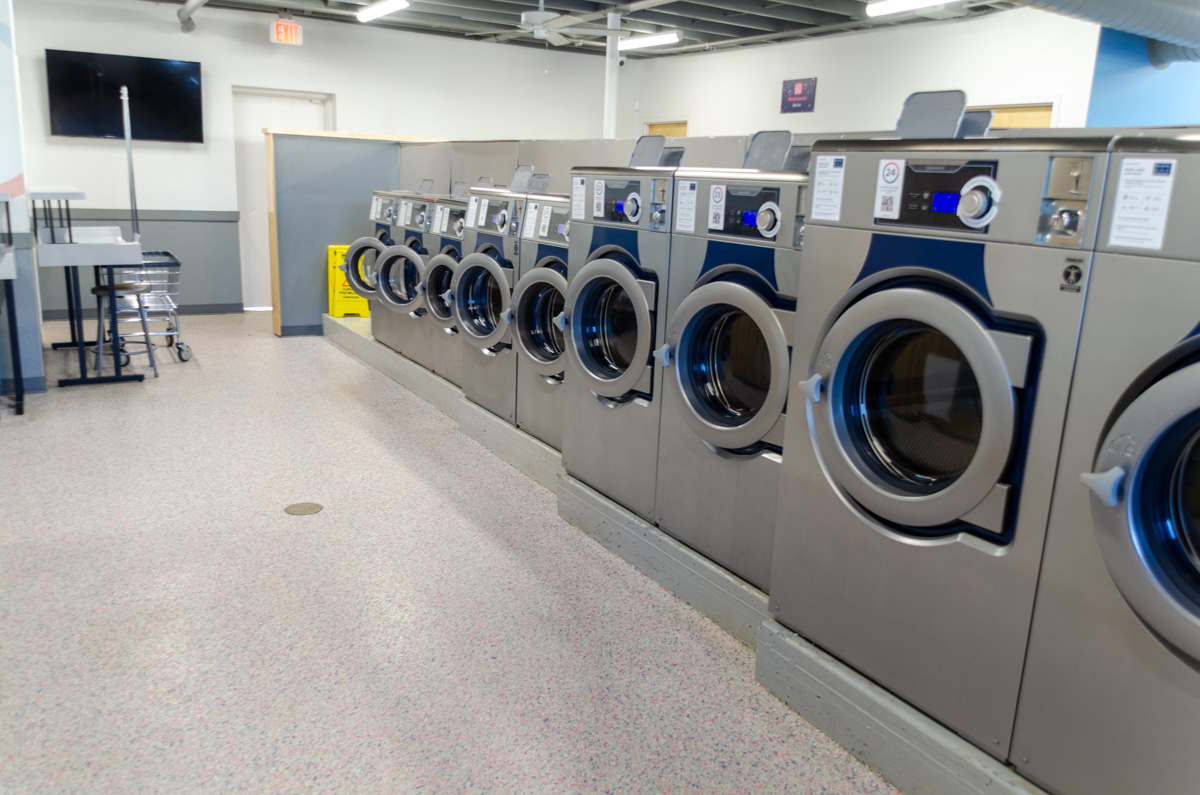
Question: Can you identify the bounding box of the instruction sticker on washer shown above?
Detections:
[478,199,490,229]
[539,205,554,237]
[811,155,846,222]
[466,196,480,228]
[403,201,414,225]
[593,179,605,218]
[1109,158,1177,250]
[523,203,540,239]
[434,206,445,233]
[874,159,906,221]
[370,196,381,221]
[707,184,727,230]
[675,181,697,233]
[571,177,586,220]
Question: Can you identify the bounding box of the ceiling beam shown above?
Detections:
[675,0,848,26]
[625,9,768,37]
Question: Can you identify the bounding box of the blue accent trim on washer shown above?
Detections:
[856,234,992,305]
[475,231,512,267]
[1186,320,1200,341]
[699,240,779,291]
[587,226,640,261]
[537,242,569,262]
[438,238,463,256]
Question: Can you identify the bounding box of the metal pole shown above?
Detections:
[121,86,140,241]
[603,11,620,139]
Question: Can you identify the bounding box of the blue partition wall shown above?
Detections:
[1088,28,1200,128]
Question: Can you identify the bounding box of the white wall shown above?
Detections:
[622,8,1101,137]
[12,0,611,212]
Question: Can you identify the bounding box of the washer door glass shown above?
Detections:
[452,252,512,349]
[565,258,655,399]
[669,280,791,451]
[1089,363,1200,663]
[343,236,385,300]
[375,245,425,312]
[854,324,983,489]
[512,264,569,377]
[423,253,459,329]
[809,287,1029,533]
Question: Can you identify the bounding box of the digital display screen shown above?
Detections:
[742,210,758,226]
[931,192,960,214]
[615,201,625,213]
[556,223,565,234]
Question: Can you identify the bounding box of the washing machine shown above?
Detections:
[559,165,678,521]
[1010,138,1200,794]
[371,190,438,366]
[769,137,1114,759]
[651,168,806,592]
[416,195,470,386]
[344,189,400,306]
[511,191,572,449]
[451,185,526,423]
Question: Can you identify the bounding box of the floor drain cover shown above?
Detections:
[284,502,323,516]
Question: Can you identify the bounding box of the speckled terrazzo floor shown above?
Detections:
[1,313,898,794]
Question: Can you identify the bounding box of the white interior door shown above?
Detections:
[232,89,331,309]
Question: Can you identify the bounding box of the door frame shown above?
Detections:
[232,85,337,130]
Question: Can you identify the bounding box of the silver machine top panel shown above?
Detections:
[670,167,808,249]
[568,165,681,234]
[520,193,571,247]
[807,136,1118,249]
[1096,135,1200,260]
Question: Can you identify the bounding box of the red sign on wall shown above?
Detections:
[781,78,817,114]
[271,19,303,46]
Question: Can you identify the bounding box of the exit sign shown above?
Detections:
[271,19,303,45]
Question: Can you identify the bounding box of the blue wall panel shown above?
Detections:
[1088,28,1200,128]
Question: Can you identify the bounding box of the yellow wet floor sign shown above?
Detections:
[328,245,370,318]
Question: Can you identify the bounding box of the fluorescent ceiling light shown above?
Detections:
[865,0,963,17]
[356,0,410,23]
[618,30,682,51]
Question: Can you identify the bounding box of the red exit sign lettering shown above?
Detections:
[271,19,303,45]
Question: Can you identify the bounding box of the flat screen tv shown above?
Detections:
[46,49,203,143]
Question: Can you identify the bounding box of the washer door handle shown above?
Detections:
[440,289,454,306]
[798,373,823,403]
[415,283,426,295]
[654,343,673,368]
[1081,466,1126,508]
[500,308,513,326]
[553,311,567,332]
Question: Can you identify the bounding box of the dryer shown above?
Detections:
[452,185,526,423]
[371,190,438,365]
[559,165,678,521]
[417,195,470,386]
[652,168,806,592]
[511,192,572,449]
[770,137,1113,759]
[344,189,400,305]
[1011,137,1200,795]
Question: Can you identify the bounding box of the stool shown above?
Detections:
[92,283,159,378]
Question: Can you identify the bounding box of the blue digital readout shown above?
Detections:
[615,201,625,213]
[742,210,758,226]
[931,192,960,214]
[556,223,565,234]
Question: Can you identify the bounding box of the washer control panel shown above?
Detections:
[875,161,998,232]
[434,203,468,240]
[596,179,642,225]
[712,186,783,240]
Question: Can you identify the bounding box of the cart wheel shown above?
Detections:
[119,353,131,367]
[177,343,192,362]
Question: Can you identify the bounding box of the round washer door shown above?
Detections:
[374,244,427,313]
[450,251,512,349]
[665,281,790,451]
[343,236,386,300]
[806,287,1029,529]
[511,261,568,378]
[564,258,654,399]
[1085,363,1200,662]
[423,252,461,331]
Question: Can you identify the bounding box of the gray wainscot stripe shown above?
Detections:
[67,210,240,223]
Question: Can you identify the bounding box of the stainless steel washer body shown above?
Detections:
[1011,138,1200,795]
[654,168,806,592]
[561,166,678,522]
[770,138,1113,760]
[416,196,469,386]
[371,191,439,368]
[512,193,572,450]
[454,186,526,423]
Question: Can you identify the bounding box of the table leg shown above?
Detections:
[4,278,23,415]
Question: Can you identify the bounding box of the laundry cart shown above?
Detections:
[100,250,192,363]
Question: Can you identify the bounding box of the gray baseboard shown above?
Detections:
[456,398,563,492]
[557,474,769,647]
[43,303,243,321]
[280,324,325,337]
[756,621,1046,795]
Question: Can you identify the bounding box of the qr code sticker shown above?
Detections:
[881,196,894,213]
